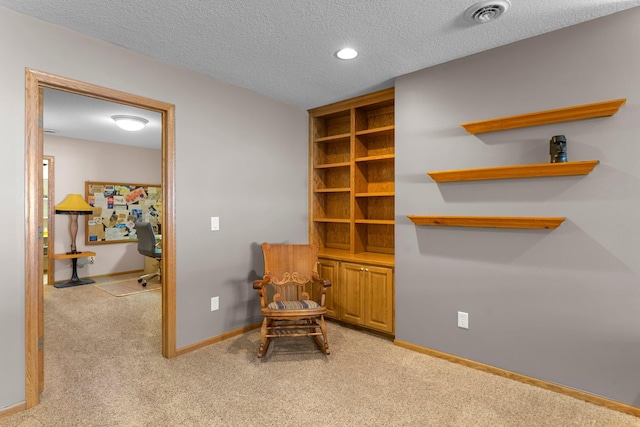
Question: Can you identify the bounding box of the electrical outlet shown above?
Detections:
[211,296,219,311]
[89,256,95,264]
[458,311,469,329]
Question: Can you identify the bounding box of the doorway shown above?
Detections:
[25,69,177,408]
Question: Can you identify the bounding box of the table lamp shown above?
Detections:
[55,194,94,254]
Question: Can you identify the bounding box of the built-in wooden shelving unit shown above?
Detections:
[310,89,396,335]
[428,160,599,183]
[407,216,565,229]
[309,87,395,260]
[460,98,626,134]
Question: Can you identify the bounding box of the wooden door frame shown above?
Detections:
[25,68,177,408]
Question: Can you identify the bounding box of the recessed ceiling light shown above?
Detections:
[111,115,149,132]
[336,48,358,60]
[464,0,511,24]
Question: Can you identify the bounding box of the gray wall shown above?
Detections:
[395,8,640,406]
[0,7,307,409]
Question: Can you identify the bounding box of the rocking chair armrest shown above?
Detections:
[311,274,332,288]
[253,275,272,290]
[310,275,331,306]
[319,278,332,288]
[317,279,331,307]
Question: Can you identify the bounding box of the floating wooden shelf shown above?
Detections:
[407,215,565,229]
[52,251,96,260]
[427,160,599,183]
[461,99,626,134]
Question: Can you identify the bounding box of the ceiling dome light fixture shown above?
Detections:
[336,47,358,60]
[464,0,511,24]
[111,115,149,131]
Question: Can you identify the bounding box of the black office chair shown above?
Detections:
[135,221,161,287]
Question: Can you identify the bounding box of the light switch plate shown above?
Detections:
[211,216,219,231]
[458,311,469,329]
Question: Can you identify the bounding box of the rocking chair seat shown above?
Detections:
[267,300,320,310]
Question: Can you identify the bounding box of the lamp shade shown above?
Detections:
[55,194,94,214]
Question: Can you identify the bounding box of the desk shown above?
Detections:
[52,251,96,288]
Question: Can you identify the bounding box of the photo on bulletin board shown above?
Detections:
[84,181,162,245]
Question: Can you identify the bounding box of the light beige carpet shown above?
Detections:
[2,280,639,426]
[94,278,161,296]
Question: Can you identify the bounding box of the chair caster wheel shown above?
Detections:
[142,281,147,287]
[138,278,143,283]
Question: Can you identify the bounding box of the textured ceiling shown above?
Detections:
[3,0,640,111]
[4,1,640,148]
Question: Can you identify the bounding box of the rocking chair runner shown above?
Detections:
[252,242,332,357]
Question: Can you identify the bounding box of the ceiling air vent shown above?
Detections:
[464,0,511,24]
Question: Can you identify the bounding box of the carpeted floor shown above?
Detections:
[95,277,161,296]
[2,278,640,426]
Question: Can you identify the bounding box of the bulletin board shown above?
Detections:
[84,181,162,245]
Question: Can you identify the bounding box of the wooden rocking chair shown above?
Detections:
[252,242,331,358]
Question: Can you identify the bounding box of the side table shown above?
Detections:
[52,251,96,288]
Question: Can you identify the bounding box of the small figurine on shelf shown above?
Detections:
[550,135,567,163]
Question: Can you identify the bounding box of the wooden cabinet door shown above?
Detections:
[317,258,339,318]
[340,262,366,325]
[364,266,394,333]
